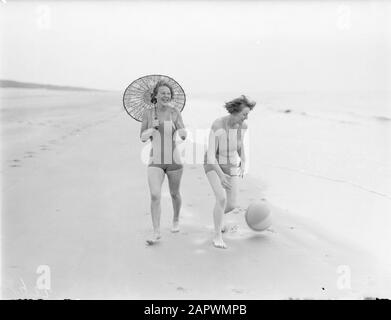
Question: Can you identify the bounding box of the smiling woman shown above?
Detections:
[204,95,256,249]
[139,79,187,245]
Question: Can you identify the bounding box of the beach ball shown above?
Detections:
[245,200,272,231]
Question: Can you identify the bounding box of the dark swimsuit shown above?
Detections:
[148,106,183,173]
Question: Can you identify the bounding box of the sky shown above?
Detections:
[0,0,390,94]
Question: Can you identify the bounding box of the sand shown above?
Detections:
[1,88,390,299]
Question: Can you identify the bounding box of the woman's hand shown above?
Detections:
[220,174,232,190]
[141,127,158,142]
[176,128,187,140]
[239,161,246,178]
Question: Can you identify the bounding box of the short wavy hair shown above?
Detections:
[151,80,174,104]
[224,95,256,114]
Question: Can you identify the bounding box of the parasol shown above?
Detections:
[123,74,186,122]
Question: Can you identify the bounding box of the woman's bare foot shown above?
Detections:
[146,232,161,246]
[171,220,180,233]
[213,234,227,249]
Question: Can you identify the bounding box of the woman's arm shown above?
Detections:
[140,110,156,142]
[238,122,248,177]
[206,121,226,179]
[173,108,187,140]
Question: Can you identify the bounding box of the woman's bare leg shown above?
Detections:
[206,171,227,249]
[146,166,165,244]
[166,168,183,232]
[225,175,239,213]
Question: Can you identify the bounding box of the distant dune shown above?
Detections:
[0,79,105,92]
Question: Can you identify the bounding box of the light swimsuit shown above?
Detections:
[204,117,243,177]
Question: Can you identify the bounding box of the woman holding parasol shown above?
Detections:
[124,75,187,245]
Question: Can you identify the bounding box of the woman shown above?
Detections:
[204,95,255,249]
[140,80,187,245]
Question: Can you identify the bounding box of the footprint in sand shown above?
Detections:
[24,152,34,158]
[231,225,239,232]
[222,225,239,233]
[232,288,243,294]
[9,159,21,167]
[40,145,50,151]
